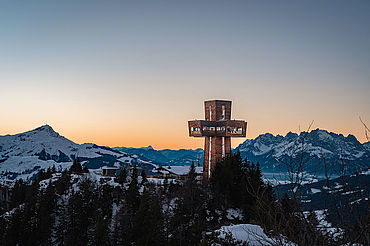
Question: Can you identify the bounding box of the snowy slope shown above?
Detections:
[277,168,370,227]
[0,125,150,180]
[216,224,295,245]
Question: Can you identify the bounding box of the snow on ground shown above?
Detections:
[304,210,343,240]
[311,188,321,194]
[0,156,73,175]
[147,178,176,185]
[39,173,62,189]
[360,169,370,175]
[162,165,203,175]
[217,224,295,245]
[226,208,243,221]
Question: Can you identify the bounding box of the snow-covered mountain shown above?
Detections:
[1,126,368,180]
[114,129,369,175]
[235,129,370,175]
[0,125,151,180]
[364,141,370,152]
[114,146,204,166]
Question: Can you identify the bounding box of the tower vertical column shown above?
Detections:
[203,137,210,178]
[208,137,212,178]
[225,137,231,157]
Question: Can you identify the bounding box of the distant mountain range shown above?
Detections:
[236,129,369,175]
[0,125,369,180]
[113,146,204,167]
[116,129,370,176]
[0,125,154,180]
[364,141,370,152]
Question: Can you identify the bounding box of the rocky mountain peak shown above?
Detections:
[235,128,369,174]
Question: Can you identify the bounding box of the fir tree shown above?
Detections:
[4,207,23,245]
[170,162,207,245]
[82,164,89,173]
[116,168,127,185]
[9,178,27,209]
[54,195,68,246]
[114,200,133,246]
[37,181,56,245]
[210,152,245,208]
[93,210,110,246]
[65,190,85,245]
[55,170,71,195]
[126,165,140,214]
[70,158,83,173]
[141,166,148,187]
[132,191,164,245]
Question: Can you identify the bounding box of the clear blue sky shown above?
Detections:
[1,1,369,148]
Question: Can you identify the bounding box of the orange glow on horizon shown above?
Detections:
[1,119,368,150]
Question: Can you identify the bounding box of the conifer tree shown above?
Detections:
[93,210,110,246]
[126,165,140,214]
[37,181,56,245]
[114,200,133,245]
[82,164,89,173]
[116,168,127,185]
[141,167,148,187]
[210,152,245,208]
[55,196,68,246]
[10,178,27,209]
[4,207,23,245]
[65,190,82,245]
[0,216,6,245]
[70,158,83,173]
[132,191,164,245]
[55,170,71,195]
[17,181,40,245]
[170,162,207,245]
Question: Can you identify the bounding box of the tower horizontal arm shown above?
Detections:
[188,120,247,137]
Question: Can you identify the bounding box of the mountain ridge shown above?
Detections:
[235,128,369,174]
[1,126,368,180]
[0,125,152,180]
[115,128,369,175]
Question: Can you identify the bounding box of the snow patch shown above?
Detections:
[311,188,321,194]
[217,224,295,245]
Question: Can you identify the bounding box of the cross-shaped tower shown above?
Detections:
[188,100,247,179]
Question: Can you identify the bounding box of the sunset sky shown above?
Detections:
[1,1,369,149]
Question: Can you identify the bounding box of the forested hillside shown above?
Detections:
[1,155,368,245]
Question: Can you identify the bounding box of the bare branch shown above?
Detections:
[359,116,369,141]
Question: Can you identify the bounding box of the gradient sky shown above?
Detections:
[1,1,369,149]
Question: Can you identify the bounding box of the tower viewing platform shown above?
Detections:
[188,100,247,179]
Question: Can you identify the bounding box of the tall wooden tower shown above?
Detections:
[188,100,247,179]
